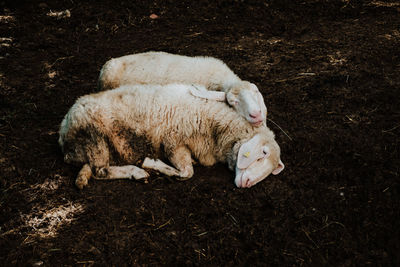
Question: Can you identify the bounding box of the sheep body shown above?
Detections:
[98,51,240,91]
[97,51,267,126]
[59,84,283,188]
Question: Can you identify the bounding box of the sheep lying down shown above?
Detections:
[98,51,267,126]
[59,84,284,189]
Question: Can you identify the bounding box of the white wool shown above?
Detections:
[97,51,267,126]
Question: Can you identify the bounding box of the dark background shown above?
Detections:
[1,0,399,265]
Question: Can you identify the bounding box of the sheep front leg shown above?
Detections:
[94,165,150,181]
[168,146,194,181]
[142,158,180,176]
[77,164,148,190]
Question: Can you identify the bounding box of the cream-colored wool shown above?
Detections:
[59,84,283,189]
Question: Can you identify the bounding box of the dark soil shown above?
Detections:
[1,0,399,266]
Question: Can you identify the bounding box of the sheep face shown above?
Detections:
[226,82,267,127]
[234,134,284,188]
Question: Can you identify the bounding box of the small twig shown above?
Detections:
[197,231,208,237]
[0,228,18,237]
[282,251,305,262]
[345,115,357,123]
[267,118,293,141]
[382,124,400,133]
[227,213,238,225]
[302,229,319,249]
[48,56,74,69]
[312,221,346,233]
[51,159,57,169]
[274,76,309,83]
[76,261,95,264]
[11,145,24,151]
[298,72,316,76]
[155,219,172,230]
[382,187,390,193]
[185,32,203,37]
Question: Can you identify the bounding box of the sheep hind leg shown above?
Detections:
[76,164,92,190]
[168,146,194,181]
[142,146,194,181]
[74,136,110,189]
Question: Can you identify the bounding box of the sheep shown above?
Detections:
[59,84,284,189]
[97,51,267,126]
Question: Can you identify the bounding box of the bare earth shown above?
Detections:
[0,0,399,265]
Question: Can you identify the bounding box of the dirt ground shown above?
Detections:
[1,0,399,265]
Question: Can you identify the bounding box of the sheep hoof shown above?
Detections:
[75,176,88,189]
[175,166,194,181]
[131,168,150,180]
[75,164,91,189]
[96,167,108,179]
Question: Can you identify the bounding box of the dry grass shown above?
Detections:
[0,15,15,23]
[22,202,84,242]
[370,1,400,7]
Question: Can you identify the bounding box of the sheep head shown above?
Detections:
[226,81,267,127]
[234,133,284,188]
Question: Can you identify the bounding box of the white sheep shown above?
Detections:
[97,51,267,126]
[59,84,284,189]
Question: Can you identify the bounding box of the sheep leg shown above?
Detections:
[142,158,180,176]
[93,165,149,180]
[75,139,110,189]
[76,164,92,190]
[168,146,194,181]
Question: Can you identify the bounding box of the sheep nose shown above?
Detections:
[243,177,252,188]
[249,110,262,119]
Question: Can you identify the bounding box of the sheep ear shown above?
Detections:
[189,87,226,102]
[226,91,239,106]
[272,160,284,175]
[237,135,265,169]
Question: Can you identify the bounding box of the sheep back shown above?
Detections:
[97,51,241,91]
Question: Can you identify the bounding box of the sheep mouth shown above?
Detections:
[250,120,263,127]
